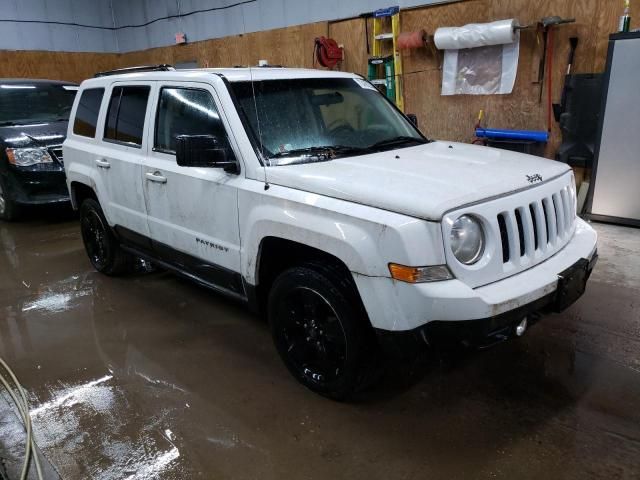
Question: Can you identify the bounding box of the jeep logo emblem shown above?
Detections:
[526,174,543,184]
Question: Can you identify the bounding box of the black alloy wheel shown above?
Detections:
[81,206,111,271]
[79,199,131,275]
[0,177,19,221]
[277,286,348,385]
[268,262,376,400]
[0,181,5,218]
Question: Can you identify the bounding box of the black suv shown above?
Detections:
[0,79,78,220]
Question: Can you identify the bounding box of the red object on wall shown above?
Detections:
[314,37,343,69]
[397,30,427,50]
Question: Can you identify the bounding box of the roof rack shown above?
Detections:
[231,64,285,68]
[94,64,175,78]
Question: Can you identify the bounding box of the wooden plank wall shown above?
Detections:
[0,0,636,161]
[114,0,637,159]
[117,22,328,70]
[329,0,640,158]
[0,51,120,84]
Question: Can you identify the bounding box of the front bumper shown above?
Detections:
[376,250,597,357]
[3,167,69,205]
[376,294,550,359]
[354,218,598,334]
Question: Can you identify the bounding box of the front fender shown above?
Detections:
[238,183,446,284]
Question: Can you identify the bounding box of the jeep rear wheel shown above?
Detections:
[80,198,132,275]
[268,262,376,400]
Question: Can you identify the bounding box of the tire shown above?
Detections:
[79,198,132,275]
[268,262,377,400]
[0,176,20,221]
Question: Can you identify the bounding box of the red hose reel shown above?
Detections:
[314,37,343,69]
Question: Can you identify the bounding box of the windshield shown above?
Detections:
[0,83,77,126]
[231,78,426,166]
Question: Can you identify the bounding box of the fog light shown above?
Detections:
[516,317,528,337]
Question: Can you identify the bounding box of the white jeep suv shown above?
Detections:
[64,66,598,399]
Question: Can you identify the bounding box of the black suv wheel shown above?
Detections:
[0,177,19,221]
[79,198,132,275]
[268,262,376,400]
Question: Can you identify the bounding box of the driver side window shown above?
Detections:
[155,87,227,154]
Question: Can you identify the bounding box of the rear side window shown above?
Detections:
[104,86,150,146]
[73,88,104,137]
[155,87,227,153]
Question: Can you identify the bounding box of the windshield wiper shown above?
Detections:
[0,121,17,127]
[271,145,366,158]
[367,136,427,150]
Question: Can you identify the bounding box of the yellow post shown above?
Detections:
[392,12,404,112]
[372,17,382,57]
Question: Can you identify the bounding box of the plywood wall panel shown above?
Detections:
[396,0,632,157]
[0,0,633,160]
[328,18,369,76]
[399,0,492,145]
[594,0,640,71]
[114,22,328,71]
[0,51,120,83]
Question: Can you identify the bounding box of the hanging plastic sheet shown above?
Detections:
[434,19,520,96]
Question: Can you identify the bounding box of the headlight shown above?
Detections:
[6,148,53,167]
[450,215,485,265]
[570,174,578,218]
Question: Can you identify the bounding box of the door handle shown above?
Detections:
[95,158,111,169]
[145,171,167,184]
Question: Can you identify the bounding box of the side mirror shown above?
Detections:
[175,135,238,173]
[406,113,419,128]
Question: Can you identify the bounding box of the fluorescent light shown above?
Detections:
[0,85,36,89]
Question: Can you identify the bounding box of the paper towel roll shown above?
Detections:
[434,19,519,50]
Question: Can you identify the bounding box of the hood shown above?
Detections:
[266,141,571,221]
[0,121,68,149]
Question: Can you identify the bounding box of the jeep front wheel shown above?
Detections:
[79,198,131,275]
[268,263,375,400]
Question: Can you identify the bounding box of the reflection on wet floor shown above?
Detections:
[0,216,639,479]
[31,372,184,479]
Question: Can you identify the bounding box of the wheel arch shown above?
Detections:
[70,181,98,210]
[251,235,366,317]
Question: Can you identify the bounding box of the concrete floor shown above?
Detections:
[0,213,639,479]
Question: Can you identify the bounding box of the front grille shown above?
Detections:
[497,213,509,263]
[49,146,63,165]
[442,172,577,288]
[497,185,575,265]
